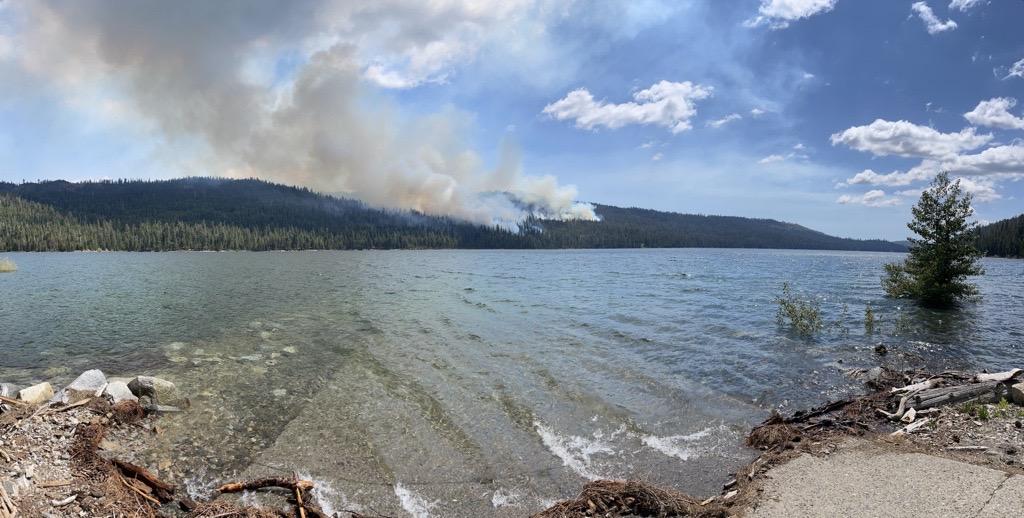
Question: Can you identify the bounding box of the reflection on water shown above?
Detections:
[1,250,1022,515]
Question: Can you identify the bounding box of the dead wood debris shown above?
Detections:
[531,479,729,518]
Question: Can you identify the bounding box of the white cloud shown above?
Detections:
[964,97,1024,130]
[844,168,932,187]
[542,80,713,134]
[759,154,786,164]
[830,119,991,159]
[936,144,1024,177]
[793,143,806,150]
[651,152,664,161]
[750,107,767,117]
[837,189,901,207]
[706,113,742,128]
[745,0,838,29]
[911,2,958,35]
[1005,58,1024,80]
[954,177,1001,201]
[949,0,984,11]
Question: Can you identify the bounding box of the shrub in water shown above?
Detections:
[776,282,824,337]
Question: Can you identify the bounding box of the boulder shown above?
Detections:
[128,376,185,407]
[52,369,107,404]
[18,382,54,404]
[103,380,138,404]
[1011,382,1024,406]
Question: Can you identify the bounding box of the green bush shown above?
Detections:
[776,282,824,337]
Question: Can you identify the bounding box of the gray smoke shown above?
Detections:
[6,0,597,225]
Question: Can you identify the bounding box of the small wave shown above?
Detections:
[641,425,739,462]
[534,421,621,480]
[299,472,359,516]
[394,483,437,518]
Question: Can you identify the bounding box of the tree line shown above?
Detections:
[1,178,917,252]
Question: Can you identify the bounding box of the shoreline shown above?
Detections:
[3,367,1023,517]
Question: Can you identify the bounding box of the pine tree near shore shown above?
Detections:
[882,172,984,308]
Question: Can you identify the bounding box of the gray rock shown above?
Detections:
[17,382,54,404]
[1010,382,1024,406]
[128,376,185,407]
[52,369,106,404]
[103,380,138,404]
[866,366,884,382]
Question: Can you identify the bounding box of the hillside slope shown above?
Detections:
[0,178,907,252]
[976,214,1024,258]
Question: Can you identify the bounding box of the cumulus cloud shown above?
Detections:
[750,107,767,117]
[911,2,958,35]
[964,97,1024,130]
[954,177,1001,201]
[837,189,901,207]
[841,144,1024,202]
[706,113,742,128]
[948,0,984,11]
[4,0,597,226]
[542,80,713,134]
[830,119,991,159]
[745,0,838,29]
[1006,58,1024,80]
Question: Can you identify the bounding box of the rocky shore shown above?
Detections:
[3,367,1023,517]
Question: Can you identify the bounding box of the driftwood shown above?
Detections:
[913,381,1000,409]
[0,480,17,518]
[890,378,940,394]
[113,458,176,502]
[0,395,27,406]
[974,369,1023,383]
[890,417,931,436]
[217,478,315,494]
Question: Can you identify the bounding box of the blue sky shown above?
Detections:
[1,0,1022,239]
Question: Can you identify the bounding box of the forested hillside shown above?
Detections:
[0,178,907,252]
[976,214,1024,258]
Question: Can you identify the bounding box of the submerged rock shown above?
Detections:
[103,380,138,404]
[128,376,186,407]
[18,382,54,404]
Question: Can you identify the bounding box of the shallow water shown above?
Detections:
[2,250,1022,515]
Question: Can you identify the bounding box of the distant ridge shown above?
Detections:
[976,214,1024,258]
[0,178,907,252]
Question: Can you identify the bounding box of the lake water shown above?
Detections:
[2,249,1022,516]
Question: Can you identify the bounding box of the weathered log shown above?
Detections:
[217,478,315,494]
[974,369,1022,383]
[914,381,1000,409]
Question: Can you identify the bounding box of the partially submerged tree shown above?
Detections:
[882,172,984,308]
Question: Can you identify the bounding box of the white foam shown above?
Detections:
[641,425,735,462]
[298,472,359,516]
[491,487,524,508]
[534,421,616,480]
[394,483,437,518]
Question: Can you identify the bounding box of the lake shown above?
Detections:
[1,249,1022,516]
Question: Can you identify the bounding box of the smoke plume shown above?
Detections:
[5,1,597,226]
